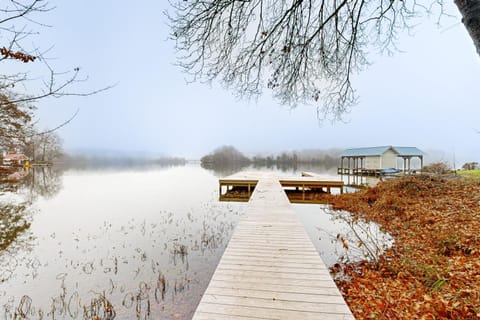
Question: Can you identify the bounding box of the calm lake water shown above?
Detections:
[0,164,391,320]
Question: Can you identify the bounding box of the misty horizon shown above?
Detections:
[62,145,460,168]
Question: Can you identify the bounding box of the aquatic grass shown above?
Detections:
[0,166,246,319]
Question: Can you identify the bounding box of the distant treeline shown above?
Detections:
[200,146,251,167]
[201,146,340,169]
[59,154,186,170]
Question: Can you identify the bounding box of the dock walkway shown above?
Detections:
[193,174,354,319]
[219,172,343,203]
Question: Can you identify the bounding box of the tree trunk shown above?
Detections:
[455,0,480,55]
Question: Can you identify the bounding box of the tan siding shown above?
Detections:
[381,149,398,169]
[365,156,380,169]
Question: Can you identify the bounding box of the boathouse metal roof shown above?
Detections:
[340,146,393,157]
[393,147,425,156]
[340,146,424,157]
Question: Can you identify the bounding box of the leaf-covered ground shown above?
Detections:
[327,175,480,319]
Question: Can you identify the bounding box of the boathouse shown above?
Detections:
[338,146,425,175]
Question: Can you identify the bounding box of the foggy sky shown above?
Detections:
[30,1,479,165]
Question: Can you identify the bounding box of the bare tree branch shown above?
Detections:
[167,0,471,120]
[26,108,79,137]
[0,1,112,153]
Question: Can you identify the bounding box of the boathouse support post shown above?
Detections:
[347,157,351,185]
[355,158,360,185]
[353,157,356,185]
[360,157,364,184]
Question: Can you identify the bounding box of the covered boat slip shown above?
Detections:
[338,146,424,177]
[193,174,354,319]
[219,171,344,204]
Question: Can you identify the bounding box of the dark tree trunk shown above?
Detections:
[455,0,480,55]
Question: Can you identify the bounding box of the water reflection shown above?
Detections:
[0,203,32,252]
[0,165,245,320]
[1,166,64,202]
[25,166,64,201]
[201,162,339,178]
[295,204,393,268]
[0,166,63,264]
[200,162,248,177]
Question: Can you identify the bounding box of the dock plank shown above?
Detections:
[200,295,352,314]
[215,264,331,276]
[219,258,329,269]
[196,303,354,320]
[192,177,354,320]
[213,269,333,281]
[208,279,345,296]
[210,274,338,288]
[204,287,347,304]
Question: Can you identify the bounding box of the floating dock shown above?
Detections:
[193,173,354,319]
[219,172,343,204]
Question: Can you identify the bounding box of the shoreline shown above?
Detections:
[327,175,480,319]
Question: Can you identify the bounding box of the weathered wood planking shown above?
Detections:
[192,176,354,320]
[219,172,344,204]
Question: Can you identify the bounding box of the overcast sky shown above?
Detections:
[29,1,479,164]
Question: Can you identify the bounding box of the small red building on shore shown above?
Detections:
[2,153,30,166]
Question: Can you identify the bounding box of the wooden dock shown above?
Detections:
[219,172,343,204]
[193,174,354,319]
